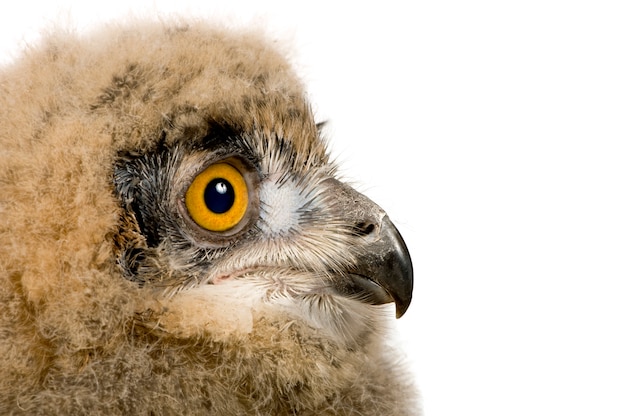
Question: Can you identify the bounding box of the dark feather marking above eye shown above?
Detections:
[194,120,244,150]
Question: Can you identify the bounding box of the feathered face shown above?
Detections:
[113,114,412,343]
[83,27,416,345]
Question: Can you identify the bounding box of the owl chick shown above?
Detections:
[0,20,418,415]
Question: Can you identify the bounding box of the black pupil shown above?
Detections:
[204,178,235,214]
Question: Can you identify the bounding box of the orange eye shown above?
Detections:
[185,163,249,232]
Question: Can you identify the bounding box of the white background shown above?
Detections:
[1,1,625,415]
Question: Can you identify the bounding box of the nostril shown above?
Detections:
[354,221,376,237]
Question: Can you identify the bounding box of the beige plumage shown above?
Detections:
[0,20,418,415]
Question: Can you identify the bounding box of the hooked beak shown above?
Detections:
[343,216,413,318]
[327,180,414,318]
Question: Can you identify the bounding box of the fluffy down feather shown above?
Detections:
[0,20,418,415]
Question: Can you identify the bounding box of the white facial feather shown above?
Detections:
[166,269,392,346]
[258,176,303,237]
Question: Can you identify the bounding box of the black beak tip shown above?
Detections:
[395,293,412,318]
[392,268,413,319]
